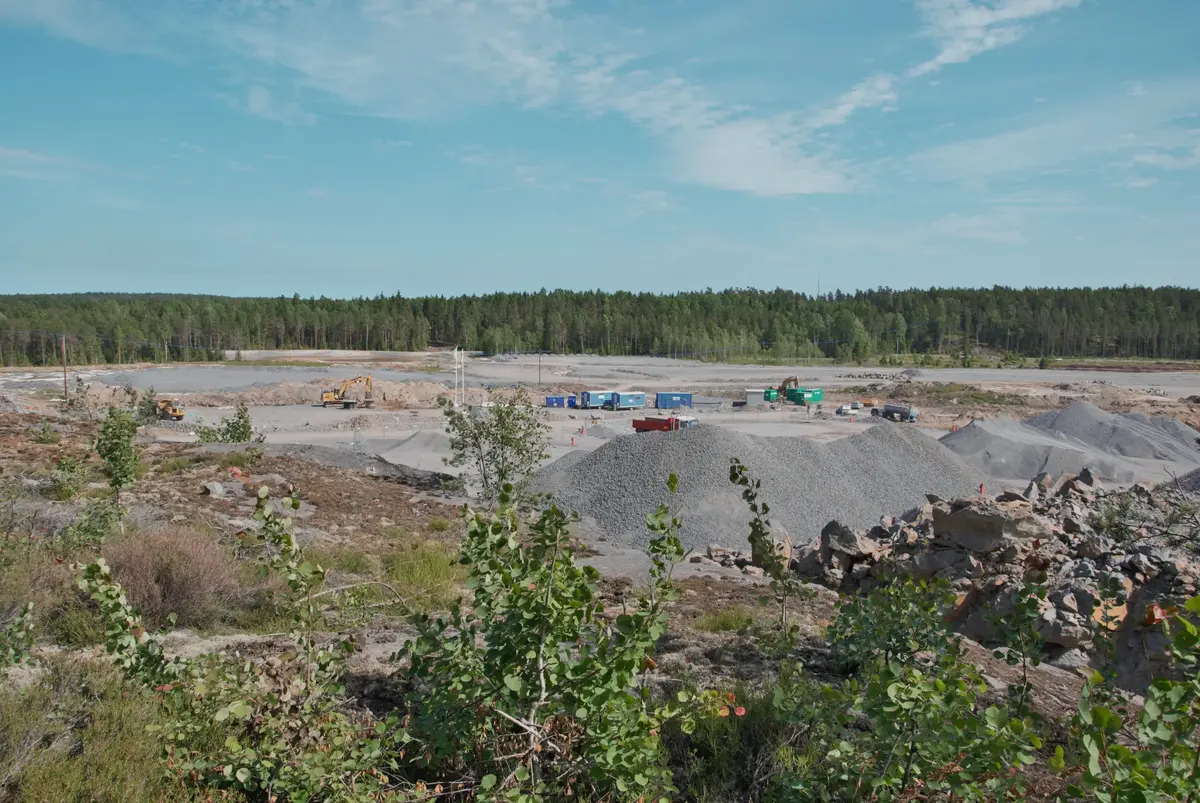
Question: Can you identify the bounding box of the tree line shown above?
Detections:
[1,286,1198,365]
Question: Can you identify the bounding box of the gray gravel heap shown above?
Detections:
[1027,402,1200,462]
[536,423,985,553]
[943,402,1200,483]
[1177,467,1200,494]
[940,417,1134,483]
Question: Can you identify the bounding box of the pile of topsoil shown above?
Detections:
[941,402,1200,484]
[536,423,984,553]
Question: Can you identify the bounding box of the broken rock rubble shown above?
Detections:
[706,467,1200,678]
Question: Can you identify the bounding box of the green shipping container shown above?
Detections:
[764,388,778,401]
[806,388,824,404]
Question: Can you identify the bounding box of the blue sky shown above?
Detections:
[1,0,1197,298]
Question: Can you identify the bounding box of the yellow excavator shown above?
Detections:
[320,375,376,409]
[155,399,186,421]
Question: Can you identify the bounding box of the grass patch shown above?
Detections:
[896,382,1024,406]
[694,605,755,633]
[0,657,201,803]
[155,455,201,474]
[218,448,264,470]
[44,598,106,647]
[382,539,464,614]
[427,517,451,533]
[307,546,378,575]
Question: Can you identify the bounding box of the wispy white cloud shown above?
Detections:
[930,211,1022,242]
[0,143,76,180]
[221,85,317,126]
[909,78,1200,182]
[909,0,1083,78]
[0,0,1088,198]
[180,141,206,153]
[807,74,899,130]
[376,139,413,149]
[1135,143,1200,171]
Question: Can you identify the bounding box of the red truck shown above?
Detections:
[631,415,698,433]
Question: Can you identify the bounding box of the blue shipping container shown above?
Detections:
[567,395,578,408]
[545,395,566,408]
[607,392,647,410]
[579,390,615,409]
[655,392,694,409]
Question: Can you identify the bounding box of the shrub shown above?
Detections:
[194,402,258,444]
[47,455,87,501]
[33,418,60,445]
[103,528,242,629]
[427,516,451,532]
[93,407,140,495]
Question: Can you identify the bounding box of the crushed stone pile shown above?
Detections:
[1027,402,1200,462]
[584,424,622,439]
[942,402,1200,484]
[375,430,457,474]
[536,423,985,553]
[940,418,1134,483]
[1178,467,1200,494]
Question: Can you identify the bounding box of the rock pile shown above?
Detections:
[708,468,1200,686]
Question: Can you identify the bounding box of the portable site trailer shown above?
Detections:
[578,390,615,409]
[545,395,566,408]
[745,389,765,406]
[655,392,694,409]
[604,391,647,410]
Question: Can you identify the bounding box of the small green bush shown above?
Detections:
[194,402,258,444]
[33,419,60,445]
[427,516,451,533]
[47,455,87,501]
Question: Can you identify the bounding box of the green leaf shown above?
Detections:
[235,767,252,784]
[575,707,589,718]
[504,675,523,693]
[1185,597,1200,613]
[481,774,497,790]
[667,473,678,495]
[228,700,251,718]
[515,765,530,782]
[224,735,242,751]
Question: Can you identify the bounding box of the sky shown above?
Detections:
[0,0,1198,298]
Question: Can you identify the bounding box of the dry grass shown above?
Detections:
[103,527,243,630]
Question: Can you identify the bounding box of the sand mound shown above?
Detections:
[537,423,984,553]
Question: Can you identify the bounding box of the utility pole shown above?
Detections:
[538,352,542,386]
[61,335,68,400]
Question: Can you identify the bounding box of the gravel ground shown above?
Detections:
[536,423,985,553]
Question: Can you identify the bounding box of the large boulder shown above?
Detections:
[932,500,1049,553]
[821,521,886,561]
